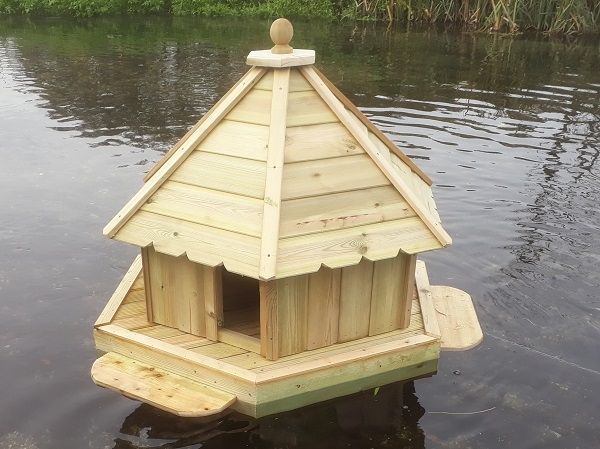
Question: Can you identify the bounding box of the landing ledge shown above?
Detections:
[91,352,236,417]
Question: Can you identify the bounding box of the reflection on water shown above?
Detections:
[0,16,599,449]
[111,382,423,449]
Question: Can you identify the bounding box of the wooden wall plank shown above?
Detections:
[276,276,309,357]
[284,122,362,163]
[280,185,415,238]
[170,152,266,199]
[281,154,389,200]
[226,88,272,125]
[369,253,416,335]
[286,91,338,127]
[143,181,263,237]
[306,268,341,350]
[338,259,373,342]
[144,248,206,336]
[198,119,269,161]
[259,281,278,360]
[204,266,223,341]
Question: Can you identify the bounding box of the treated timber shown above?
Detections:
[301,66,451,247]
[217,328,261,354]
[338,259,373,342]
[311,67,432,186]
[170,152,267,199]
[280,185,415,238]
[92,352,237,417]
[143,182,264,238]
[281,154,389,201]
[286,91,338,127]
[197,120,269,161]
[284,122,362,163]
[306,268,341,350]
[259,68,290,280]
[142,67,260,182]
[255,69,312,92]
[104,66,266,238]
[259,281,278,360]
[415,260,441,338]
[204,265,223,341]
[276,276,309,357]
[95,255,142,327]
[115,210,261,278]
[430,285,483,351]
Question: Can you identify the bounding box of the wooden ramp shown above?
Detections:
[91,352,236,417]
[431,286,483,351]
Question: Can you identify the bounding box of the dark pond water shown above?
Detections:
[1,16,599,449]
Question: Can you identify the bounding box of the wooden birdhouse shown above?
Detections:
[92,19,482,418]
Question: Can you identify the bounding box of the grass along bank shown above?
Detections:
[1,0,599,34]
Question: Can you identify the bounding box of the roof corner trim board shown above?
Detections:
[300,66,452,248]
[103,66,267,238]
[259,68,291,281]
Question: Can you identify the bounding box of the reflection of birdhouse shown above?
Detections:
[91,19,482,418]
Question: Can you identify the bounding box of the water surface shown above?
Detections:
[1,17,599,449]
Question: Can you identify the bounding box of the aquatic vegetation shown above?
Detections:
[0,0,598,34]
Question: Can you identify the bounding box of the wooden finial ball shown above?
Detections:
[270,18,293,54]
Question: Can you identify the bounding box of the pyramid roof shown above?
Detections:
[103,20,451,280]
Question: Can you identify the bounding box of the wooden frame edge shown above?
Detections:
[97,323,258,383]
[94,255,142,327]
[415,260,441,338]
[255,333,437,384]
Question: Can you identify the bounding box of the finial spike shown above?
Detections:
[270,18,293,54]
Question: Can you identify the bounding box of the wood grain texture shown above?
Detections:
[91,352,237,417]
[281,154,389,200]
[280,185,415,238]
[143,181,263,237]
[311,66,432,186]
[284,122,362,163]
[276,217,441,278]
[198,119,269,161]
[338,259,373,342]
[300,66,451,247]
[203,265,223,341]
[306,268,341,350]
[142,67,261,182]
[104,67,265,237]
[415,260,441,338]
[369,253,415,336]
[259,281,278,360]
[259,68,290,280]
[255,69,312,92]
[115,210,261,278]
[276,276,309,357]
[226,88,272,125]
[430,285,483,351]
[286,91,338,127]
[95,255,142,327]
[170,151,266,199]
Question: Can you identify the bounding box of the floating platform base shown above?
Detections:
[92,259,482,418]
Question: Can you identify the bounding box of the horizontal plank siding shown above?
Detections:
[286,91,338,127]
[281,154,389,200]
[280,185,415,238]
[284,122,362,163]
[197,119,269,161]
[170,152,267,199]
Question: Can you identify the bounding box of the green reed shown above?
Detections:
[1,0,599,34]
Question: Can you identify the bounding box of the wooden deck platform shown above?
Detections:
[93,257,480,417]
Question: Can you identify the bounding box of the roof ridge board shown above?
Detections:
[300,66,451,247]
[103,66,267,238]
[258,68,291,280]
[311,66,433,187]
